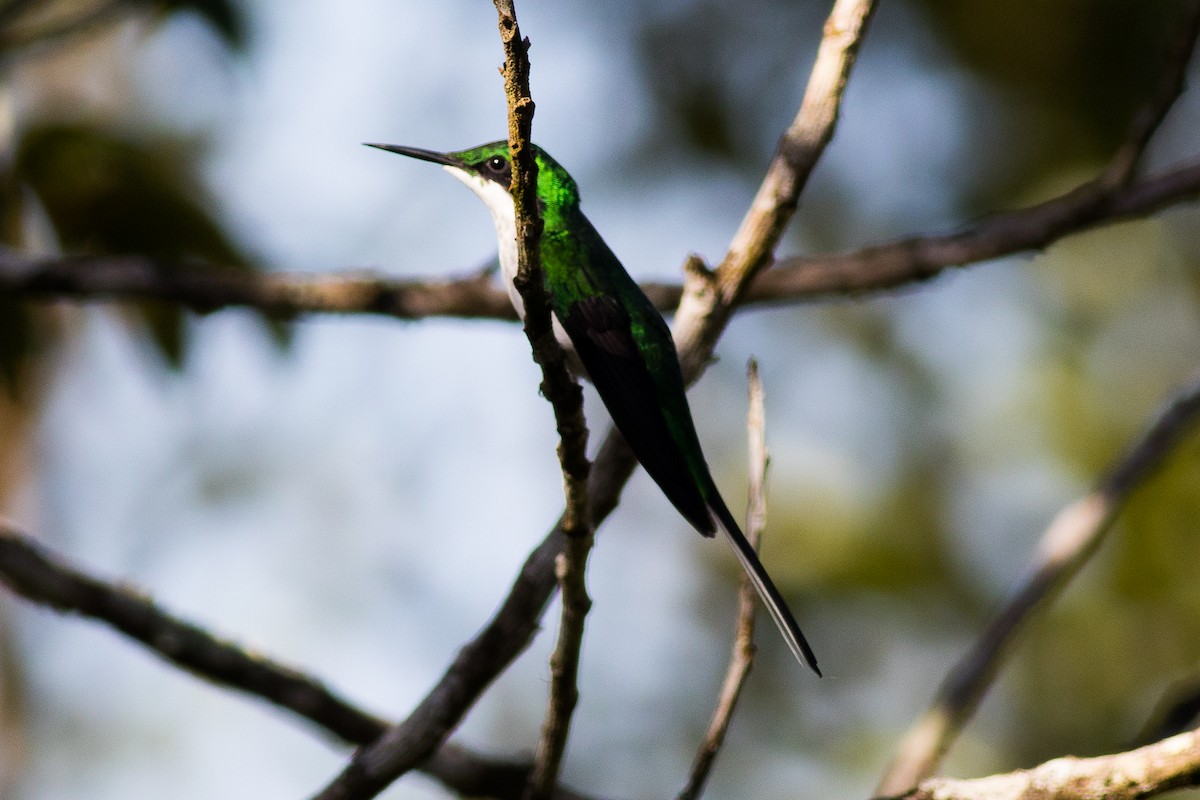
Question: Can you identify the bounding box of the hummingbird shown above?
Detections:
[369,140,820,675]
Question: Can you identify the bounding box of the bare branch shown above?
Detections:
[899,730,1200,800]
[876,13,1200,788]
[529,538,593,800]
[0,521,599,800]
[268,438,635,800]
[4,162,1199,322]
[0,249,519,320]
[305,534,570,800]
[877,373,1200,796]
[764,0,1200,303]
[677,359,770,800]
[1,4,1197,324]
[675,0,878,378]
[757,161,1200,301]
[0,520,390,742]
[492,4,593,800]
[0,4,1194,800]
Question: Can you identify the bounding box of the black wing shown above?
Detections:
[559,294,714,535]
[562,295,822,674]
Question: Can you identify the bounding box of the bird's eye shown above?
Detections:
[487,156,506,172]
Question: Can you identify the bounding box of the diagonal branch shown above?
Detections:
[676,359,770,800]
[876,372,1200,796]
[0,521,388,742]
[764,0,1200,302]
[674,0,878,379]
[756,161,1200,301]
[0,522,594,800]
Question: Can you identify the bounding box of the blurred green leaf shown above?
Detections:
[917,0,1190,203]
[12,123,258,366]
[16,124,244,264]
[918,0,1186,136]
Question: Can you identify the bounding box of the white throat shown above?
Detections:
[445,165,578,364]
[445,166,523,317]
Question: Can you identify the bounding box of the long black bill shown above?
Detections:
[364,143,464,168]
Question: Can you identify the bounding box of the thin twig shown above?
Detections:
[676,359,770,800]
[0,521,596,800]
[243,456,631,800]
[490,4,593,800]
[896,730,1200,800]
[529,537,592,800]
[876,373,1200,796]
[9,517,1200,800]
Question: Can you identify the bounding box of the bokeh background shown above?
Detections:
[1,0,1199,798]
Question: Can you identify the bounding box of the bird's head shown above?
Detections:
[367,140,579,221]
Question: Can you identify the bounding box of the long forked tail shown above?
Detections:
[710,502,821,676]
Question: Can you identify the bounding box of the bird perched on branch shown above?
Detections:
[370,140,819,675]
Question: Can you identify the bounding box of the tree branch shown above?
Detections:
[1,0,1196,320]
[754,161,1200,301]
[674,0,878,379]
[898,730,1200,800]
[877,372,1200,796]
[491,4,593,800]
[0,3,1194,800]
[0,521,594,800]
[761,0,1200,302]
[676,359,770,800]
[4,162,1199,322]
[0,249,520,320]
